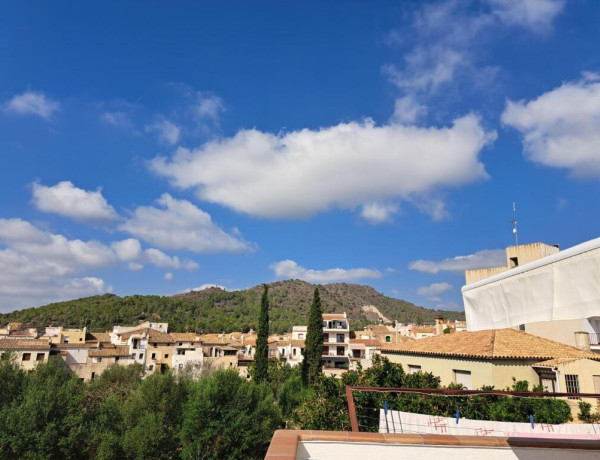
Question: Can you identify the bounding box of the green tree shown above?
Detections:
[254,284,270,383]
[0,358,86,459]
[302,287,324,386]
[180,369,281,460]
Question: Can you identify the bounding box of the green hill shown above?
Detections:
[0,279,464,334]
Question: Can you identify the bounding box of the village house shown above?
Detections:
[0,338,50,370]
[380,328,600,413]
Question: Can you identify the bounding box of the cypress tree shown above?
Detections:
[254,284,269,383]
[302,287,324,386]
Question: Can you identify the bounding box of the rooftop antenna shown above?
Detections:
[511,202,518,246]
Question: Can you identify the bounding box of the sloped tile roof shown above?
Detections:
[87,332,112,343]
[350,339,382,348]
[119,328,173,343]
[89,346,131,357]
[170,333,199,342]
[0,338,50,350]
[381,328,600,361]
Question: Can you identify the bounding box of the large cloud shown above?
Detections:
[270,260,382,284]
[409,249,505,274]
[417,282,452,301]
[0,219,197,311]
[120,194,254,253]
[32,181,120,223]
[150,115,495,219]
[502,73,600,177]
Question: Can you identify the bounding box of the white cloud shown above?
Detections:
[501,73,600,177]
[360,203,398,224]
[112,238,198,271]
[4,90,59,119]
[487,0,565,34]
[101,111,133,129]
[120,194,254,253]
[270,260,382,284]
[391,95,427,124]
[111,238,142,261]
[144,248,198,271]
[32,181,120,223]
[164,272,174,281]
[417,282,452,301]
[150,115,495,219]
[195,93,224,122]
[384,0,565,112]
[181,283,226,293]
[0,219,198,310]
[0,219,115,310]
[409,249,505,274]
[145,118,181,145]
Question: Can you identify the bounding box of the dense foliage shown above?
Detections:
[0,280,464,334]
[254,285,269,383]
[292,355,573,431]
[302,287,324,386]
[0,356,281,460]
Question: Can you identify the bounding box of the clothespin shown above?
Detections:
[455,409,461,424]
[530,414,534,429]
[384,400,388,416]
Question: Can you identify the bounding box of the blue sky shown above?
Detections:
[1,0,600,313]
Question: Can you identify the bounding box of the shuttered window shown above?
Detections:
[453,370,472,389]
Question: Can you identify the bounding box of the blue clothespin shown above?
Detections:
[455,409,460,424]
[384,400,388,416]
[530,414,534,429]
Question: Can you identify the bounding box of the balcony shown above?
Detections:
[590,333,600,346]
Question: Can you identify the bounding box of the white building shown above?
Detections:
[462,237,600,351]
[322,313,350,371]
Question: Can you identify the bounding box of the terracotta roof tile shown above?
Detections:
[88,332,112,343]
[170,333,199,342]
[350,339,382,347]
[0,338,50,350]
[381,329,600,361]
[89,346,131,357]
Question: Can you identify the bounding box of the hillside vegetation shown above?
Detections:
[0,280,464,333]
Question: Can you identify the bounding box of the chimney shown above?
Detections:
[574,331,591,351]
[435,316,444,336]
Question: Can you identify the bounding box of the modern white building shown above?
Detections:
[322,313,350,371]
[462,237,600,350]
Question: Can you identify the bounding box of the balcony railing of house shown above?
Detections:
[590,333,600,346]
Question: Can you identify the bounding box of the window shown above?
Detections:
[63,336,70,343]
[594,375,600,394]
[565,374,581,399]
[518,324,526,331]
[510,256,519,268]
[386,336,391,343]
[115,357,119,362]
[164,354,169,359]
[22,353,31,361]
[179,342,183,346]
[148,365,154,371]
[178,364,183,370]
[453,370,472,389]
[151,353,156,360]
[408,365,421,374]
[36,353,45,362]
[177,349,186,355]
[79,337,83,342]
[91,372,95,380]
[138,353,143,360]
[298,333,304,339]
[293,349,296,356]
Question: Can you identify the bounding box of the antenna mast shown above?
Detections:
[511,202,518,246]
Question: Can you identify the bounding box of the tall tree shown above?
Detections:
[302,287,324,386]
[254,284,269,383]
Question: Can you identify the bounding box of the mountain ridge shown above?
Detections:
[0,279,464,333]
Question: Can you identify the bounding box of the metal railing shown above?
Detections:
[589,332,600,346]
